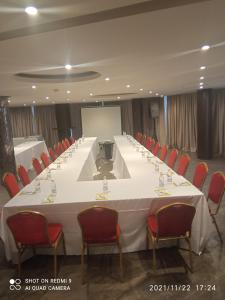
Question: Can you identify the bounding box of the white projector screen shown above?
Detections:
[81,106,122,141]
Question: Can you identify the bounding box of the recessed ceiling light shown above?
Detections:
[105,77,110,81]
[66,90,71,94]
[200,82,204,86]
[161,94,164,98]
[149,91,152,94]
[200,66,206,70]
[46,96,49,100]
[201,45,210,51]
[25,6,38,16]
[139,88,143,91]
[8,99,11,103]
[200,86,204,89]
[23,104,26,106]
[82,99,86,102]
[33,100,36,104]
[89,93,93,96]
[117,96,121,99]
[200,76,205,80]
[96,100,98,103]
[32,85,36,89]
[126,84,130,88]
[155,93,159,96]
[65,64,72,70]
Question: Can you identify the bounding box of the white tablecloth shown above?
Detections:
[1,136,213,262]
[14,141,48,170]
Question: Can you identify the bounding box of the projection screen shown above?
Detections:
[81,106,122,142]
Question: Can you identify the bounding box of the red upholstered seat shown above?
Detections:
[147,202,196,272]
[192,162,208,190]
[40,152,50,168]
[207,172,225,243]
[58,142,65,153]
[177,154,190,176]
[141,134,147,145]
[2,172,20,198]
[159,145,168,161]
[167,149,178,169]
[78,206,123,282]
[7,211,65,277]
[54,144,61,156]
[62,140,68,151]
[64,138,71,148]
[32,158,43,175]
[70,137,75,144]
[152,142,160,156]
[145,137,152,150]
[17,165,30,187]
[48,147,57,162]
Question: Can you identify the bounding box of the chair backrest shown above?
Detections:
[152,142,160,156]
[150,139,155,151]
[208,172,225,206]
[40,152,50,168]
[64,138,71,148]
[54,144,61,156]
[192,162,208,190]
[58,142,65,153]
[70,137,75,144]
[145,137,152,150]
[177,154,190,176]
[167,149,178,169]
[141,134,147,145]
[62,140,68,151]
[160,145,168,161]
[7,211,50,246]
[135,132,142,143]
[17,165,30,187]
[32,158,43,175]
[156,203,196,238]
[48,147,57,162]
[78,206,118,243]
[2,172,20,198]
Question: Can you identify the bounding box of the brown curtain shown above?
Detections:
[212,89,225,157]
[35,106,58,148]
[120,100,134,135]
[167,93,197,152]
[155,98,166,146]
[9,107,33,137]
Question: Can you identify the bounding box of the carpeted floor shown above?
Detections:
[0,151,225,300]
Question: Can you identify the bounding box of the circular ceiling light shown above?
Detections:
[33,100,36,104]
[89,93,93,96]
[200,82,204,86]
[200,76,205,80]
[65,64,72,70]
[200,86,204,89]
[66,90,71,94]
[32,85,36,89]
[155,93,159,96]
[200,66,206,70]
[139,88,143,91]
[201,45,210,51]
[46,96,49,100]
[126,84,130,88]
[105,77,110,81]
[117,96,121,99]
[149,91,152,94]
[25,6,38,16]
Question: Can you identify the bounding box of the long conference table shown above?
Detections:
[1,136,213,262]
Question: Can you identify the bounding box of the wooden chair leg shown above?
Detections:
[81,243,86,284]
[117,241,123,281]
[186,237,193,272]
[53,246,57,278]
[212,215,223,244]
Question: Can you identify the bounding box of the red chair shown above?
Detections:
[77,206,123,283]
[135,132,142,143]
[17,165,30,187]
[150,139,155,152]
[40,152,50,168]
[159,145,168,161]
[48,147,57,162]
[167,149,178,169]
[58,142,65,153]
[207,172,225,243]
[32,158,43,175]
[2,172,20,198]
[70,137,75,144]
[177,154,191,176]
[147,202,196,272]
[62,140,68,151]
[145,137,152,150]
[7,211,66,277]
[152,143,160,156]
[64,138,71,148]
[54,144,61,156]
[141,134,147,146]
[192,162,208,190]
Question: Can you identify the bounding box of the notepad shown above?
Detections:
[96,193,108,200]
[154,188,171,197]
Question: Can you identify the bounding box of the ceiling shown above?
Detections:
[0,0,225,106]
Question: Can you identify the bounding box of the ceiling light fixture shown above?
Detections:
[149,91,152,94]
[89,93,93,96]
[8,99,11,103]
[25,6,38,16]
[200,82,204,86]
[200,86,204,89]
[139,88,143,91]
[201,45,210,51]
[126,84,130,88]
[65,64,72,70]
[23,104,26,106]
[117,96,121,99]
[46,96,49,100]
[33,100,36,104]
[105,77,110,81]
[32,85,36,89]
[200,66,206,70]
[66,90,71,94]
[200,76,205,80]
[155,93,159,96]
